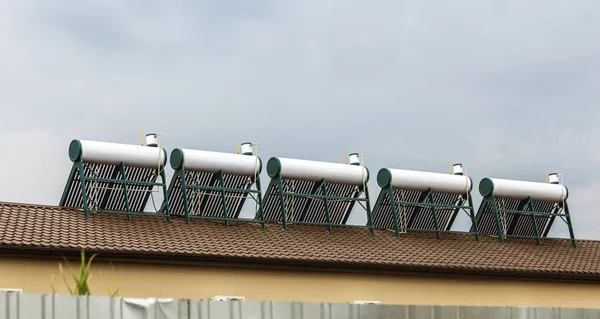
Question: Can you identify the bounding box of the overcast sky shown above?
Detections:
[1,1,599,239]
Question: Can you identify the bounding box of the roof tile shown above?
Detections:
[0,201,599,280]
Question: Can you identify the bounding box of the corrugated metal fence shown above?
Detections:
[2,292,600,319]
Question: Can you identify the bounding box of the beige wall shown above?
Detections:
[1,257,600,308]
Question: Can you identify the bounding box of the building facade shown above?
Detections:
[0,201,599,307]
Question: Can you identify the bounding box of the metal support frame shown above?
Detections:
[263,176,373,233]
[372,186,479,240]
[475,195,576,247]
[165,169,265,227]
[59,161,170,221]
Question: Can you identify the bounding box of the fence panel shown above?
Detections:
[2,292,600,319]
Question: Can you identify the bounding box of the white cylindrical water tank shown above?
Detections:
[240,142,253,156]
[69,139,167,168]
[479,177,568,202]
[170,148,261,176]
[145,133,158,147]
[548,173,560,184]
[267,157,369,185]
[377,168,472,194]
[348,153,361,166]
[452,163,464,175]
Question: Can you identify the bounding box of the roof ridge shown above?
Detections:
[0,201,71,210]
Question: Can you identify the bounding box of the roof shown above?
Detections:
[0,201,599,282]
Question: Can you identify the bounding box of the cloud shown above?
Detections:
[0,1,599,239]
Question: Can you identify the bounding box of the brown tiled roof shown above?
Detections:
[0,201,599,282]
